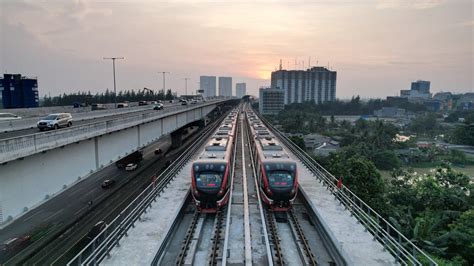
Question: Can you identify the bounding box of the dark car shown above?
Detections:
[101,179,115,189]
[181,100,188,106]
[1,236,31,251]
[138,101,148,106]
[154,148,163,155]
[87,221,107,240]
[153,103,164,110]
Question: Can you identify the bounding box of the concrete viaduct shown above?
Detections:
[0,100,235,225]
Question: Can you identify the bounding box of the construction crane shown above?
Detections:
[143,87,154,95]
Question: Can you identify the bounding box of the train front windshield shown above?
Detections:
[268,171,294,188]
[196,172,223,188]
[194,163,226,191]
[264,163,296,189]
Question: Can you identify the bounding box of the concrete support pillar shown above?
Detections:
[170,130,183,149]
[196,119,206,128]
[137,125,141,147]
[94,137,99,170]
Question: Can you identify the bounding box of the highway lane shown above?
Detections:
[0,124,201,264]
[0,101,200,140]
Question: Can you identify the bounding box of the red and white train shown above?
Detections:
[191,108,239,213]
[246,109,298,211]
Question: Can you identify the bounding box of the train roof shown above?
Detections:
[205,137,228,151]
[246,111,292,161]
[257,136,290,159]
[198,137,229,160]
[214,130,230,137]
[196,108,239,162]
[220,125,232,130]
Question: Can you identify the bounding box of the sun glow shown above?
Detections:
[257,70,271,80]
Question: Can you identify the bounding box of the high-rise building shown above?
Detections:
[400,80,431,102]
[259,87,284,115]
[271,66,336,105]
[199,76,216,98]
[411,80,430,93]
[236,83,246,98]
[0,74,39,108]
[218,77,232,97]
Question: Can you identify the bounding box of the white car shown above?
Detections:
[0,113,22,121]
[125,163,138,171]
[37,113,73,131]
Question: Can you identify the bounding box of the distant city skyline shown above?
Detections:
[1,0,472,99]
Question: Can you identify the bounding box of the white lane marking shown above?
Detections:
[46,209,65,220]
[74,206,87,216]
[22,210,43,222]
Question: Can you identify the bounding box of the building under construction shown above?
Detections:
[0,74,39,108]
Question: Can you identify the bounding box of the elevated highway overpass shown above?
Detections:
[0,100,187,136]
[0,99,237,225]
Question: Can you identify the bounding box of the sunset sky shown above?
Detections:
[1,0,473,98]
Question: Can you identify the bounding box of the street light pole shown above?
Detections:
[103,57,124,108]
[183,77,190,96]
[158,71,170,95]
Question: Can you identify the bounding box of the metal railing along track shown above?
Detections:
[67,113,228,266]
[256,112,437,266]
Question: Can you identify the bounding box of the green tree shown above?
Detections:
[443,209,474,264]
[165,89,173,100]
[452,124,474,145]
[388,166,473,263]
[289,136,306,151]
[409,113,439,136]
[327,155,387,212]
[371,150,401,170]
[447,149,466,165]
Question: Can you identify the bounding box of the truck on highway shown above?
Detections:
[91,103,106,111]
[115,150,143,168]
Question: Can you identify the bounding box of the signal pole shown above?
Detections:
[103,57,124,108]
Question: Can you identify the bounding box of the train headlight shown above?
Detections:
[218,189,224,195]
[194,189,199,196]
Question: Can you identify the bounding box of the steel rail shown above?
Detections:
[7,129,201,265]
[151,192,193,266]
[209,210,226,265]
[288,209,318,265]
[175,211,201,265]
[68,112,228,265]
[256,111,437,266]
[243,105,274,266]
[265,210,284,265]
[175,107,241,266]
[209,109,241,265]
[222,107,240,266]
[242,104,278,266]
[240,115,253,265]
